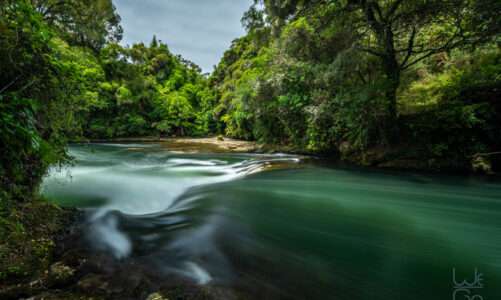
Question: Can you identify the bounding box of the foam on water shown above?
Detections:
[42,143,501,299]
[43,143,300,275]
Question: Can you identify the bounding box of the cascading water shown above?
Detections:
[43,143,301,285]
[43,143,501,300]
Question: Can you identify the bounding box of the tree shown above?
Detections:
[30,0,123,51]
[251,0,500,141]
[151,35,159,48]
[0,0,105,199]
[338,0,500,140]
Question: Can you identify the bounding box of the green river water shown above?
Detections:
[42,143,501,299]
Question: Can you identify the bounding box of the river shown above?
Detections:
[42,143,501,299]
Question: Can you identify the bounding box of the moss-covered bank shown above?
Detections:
[0,198,77,299]
[0,197,239,300]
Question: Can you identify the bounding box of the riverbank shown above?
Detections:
[83,137,259,153]
[0,201,227,300]
[80,136,499,174]
[0,199,79,299]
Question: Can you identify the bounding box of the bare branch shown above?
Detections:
[387,0,404,20]
[364,2,384,36]
[357,70,367,84]
[355,45,385,57]
[371,2,384,23]
[401,17,466,70]
[0,75,21,95]
[399,26,417,69]
[401,38,464,70]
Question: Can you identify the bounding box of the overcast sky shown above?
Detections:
[113,0,252,73]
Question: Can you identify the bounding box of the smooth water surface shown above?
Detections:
[43,143,501,299]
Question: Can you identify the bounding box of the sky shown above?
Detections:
[113,0,252,73]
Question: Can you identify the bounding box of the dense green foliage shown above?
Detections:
[0,2,214,291]
[0,0,500,295]
[85,39,214,138]
[0,1,213,204]
[210,0,500,168]
[1,0,501,207]
[1,1,77,202]
[0,1,500,298]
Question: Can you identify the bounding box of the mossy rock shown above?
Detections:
[472,155,494,174]
[147,292,170,300]
[48,262,76,286]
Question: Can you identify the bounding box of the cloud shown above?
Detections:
[113,0,252,73]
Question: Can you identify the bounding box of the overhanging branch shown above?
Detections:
[355,45,385,57]
[400,26,417,69]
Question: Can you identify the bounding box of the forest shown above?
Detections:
[1,0,500,299]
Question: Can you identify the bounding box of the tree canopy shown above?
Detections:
[0,0,213,202]
[1,0,500,206]
[211,0,500,160]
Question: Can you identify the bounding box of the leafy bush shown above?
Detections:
[400,47,501,163]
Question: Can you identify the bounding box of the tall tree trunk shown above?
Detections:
[363,3,402,144]
[384,61,399,126]
[382,28,400,144]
